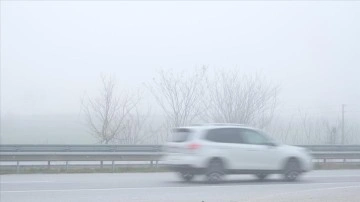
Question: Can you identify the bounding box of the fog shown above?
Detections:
[1,1,360,144]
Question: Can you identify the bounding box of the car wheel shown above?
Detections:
[206,158,225,183]
[283,158,301,181]
[255,173,268,181]
[179,172,194,182]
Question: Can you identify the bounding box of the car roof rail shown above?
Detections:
[190,123,247,126]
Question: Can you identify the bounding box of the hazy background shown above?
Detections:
[1,1,360,144]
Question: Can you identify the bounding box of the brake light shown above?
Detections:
[188,143,201,150]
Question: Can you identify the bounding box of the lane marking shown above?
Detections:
[0,181,50,184]
[306,175,360,178]
[245,184,360,202]
[1,181,360,193]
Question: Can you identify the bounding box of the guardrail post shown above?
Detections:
[150,161,153,167]
[100,161,103,169]
[112,161,115,172]
[47,161,51,170]
[66,161,69,172]
[16,161,20,173]
[155,161,158,168]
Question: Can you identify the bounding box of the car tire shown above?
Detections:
[255,173,268,181]
[283,158,301,181]
[206,158,225,183]
[179,172,194,182]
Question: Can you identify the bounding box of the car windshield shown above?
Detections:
[258,131,279,145]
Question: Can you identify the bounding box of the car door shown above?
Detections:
[239,129,280,170]
[205,128,245,170]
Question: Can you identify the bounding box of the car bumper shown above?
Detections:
[162,154,205,168]
[302,155,314,172]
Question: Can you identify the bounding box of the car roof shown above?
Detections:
[174,123,260,132]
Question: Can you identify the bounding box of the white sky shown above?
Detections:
[1,1,360,118]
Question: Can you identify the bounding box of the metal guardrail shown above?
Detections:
[0,145,163,172]
[0,144,162,153]
[298,145,360,162]
[298,145,360,152]
[1,144,359,172]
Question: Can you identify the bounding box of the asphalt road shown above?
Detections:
[1,170,360,202]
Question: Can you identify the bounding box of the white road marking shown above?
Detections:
[306,175,360,178]
[0,181,50,184]
[1,181,360,193]
[245,184,360,202]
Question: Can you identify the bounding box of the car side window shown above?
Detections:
[206,128,243,144]
[240,129,269,145]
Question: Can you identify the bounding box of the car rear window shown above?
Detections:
[171,128,192,142]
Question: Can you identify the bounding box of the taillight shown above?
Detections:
[188,143,201,150]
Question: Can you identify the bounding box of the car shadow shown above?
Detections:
[166,178,312,186]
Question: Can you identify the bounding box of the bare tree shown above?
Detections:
[81,75,140,144]
[114,107,154,144]
[204,70,278,128]
[345,122,360,144]
[267,115,295,143]
[148,68,208,130]
[322,119,340,144]
[147,68,279,142]
[299,111,313,144]
[295,110,339,144]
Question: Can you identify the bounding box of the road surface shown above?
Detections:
[1,170,360,202]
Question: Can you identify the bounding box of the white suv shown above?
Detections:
[163,124,313,183]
